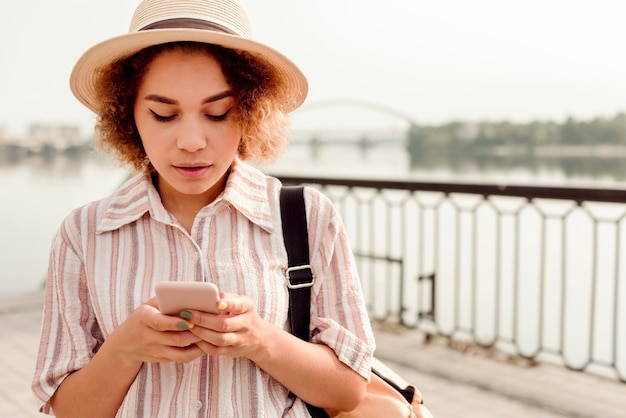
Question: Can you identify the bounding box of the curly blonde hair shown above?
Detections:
[93,42,292,171]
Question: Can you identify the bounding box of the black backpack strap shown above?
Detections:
[279,186,329,418]
[280,185,315,342]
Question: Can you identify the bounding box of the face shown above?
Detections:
[134,49,241,209]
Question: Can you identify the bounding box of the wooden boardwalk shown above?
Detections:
[1,292,625,418]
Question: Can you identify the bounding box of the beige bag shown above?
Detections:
[327,357,424,418]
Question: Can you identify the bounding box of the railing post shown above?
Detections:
[418,272,436,322]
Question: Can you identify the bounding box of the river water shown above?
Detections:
[2,142,625,296]
[0,152,127,295]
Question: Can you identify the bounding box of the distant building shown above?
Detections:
[0,127,8,143]
[26,123,88,151]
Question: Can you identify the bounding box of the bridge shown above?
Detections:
[289,99,418,149]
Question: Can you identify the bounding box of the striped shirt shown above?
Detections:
[32,159,375,417]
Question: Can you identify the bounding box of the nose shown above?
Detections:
[177,117,207,152]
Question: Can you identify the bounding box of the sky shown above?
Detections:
[2,0,626,136]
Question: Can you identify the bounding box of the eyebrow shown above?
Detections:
[143,90,233,105]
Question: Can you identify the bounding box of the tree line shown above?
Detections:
[406,112,626,157]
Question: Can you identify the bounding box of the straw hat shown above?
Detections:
[70,0,308,114]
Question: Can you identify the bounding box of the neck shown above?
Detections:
[153,170,230,231]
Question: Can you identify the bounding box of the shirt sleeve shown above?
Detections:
[31,211,103,414]
[304,187,376,380]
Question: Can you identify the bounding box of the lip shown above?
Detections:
[173,164,211,179]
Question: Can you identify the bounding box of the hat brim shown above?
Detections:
[70,28,308,113]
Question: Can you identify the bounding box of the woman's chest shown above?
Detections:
[84,220,289,336]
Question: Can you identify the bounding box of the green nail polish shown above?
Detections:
[180,310,192,320]
[177,321,189,330]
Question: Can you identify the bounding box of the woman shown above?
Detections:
[32,0,376,417]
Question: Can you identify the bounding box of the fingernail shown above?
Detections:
[177,321,194,330]
[217,301,227,310]
[180,310,192,320]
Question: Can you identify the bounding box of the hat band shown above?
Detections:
[139,18,238,36]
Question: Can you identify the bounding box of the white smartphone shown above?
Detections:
[155,282,221,315]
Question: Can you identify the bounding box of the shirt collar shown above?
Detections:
[97,159,274,234]
[217,158,274,233]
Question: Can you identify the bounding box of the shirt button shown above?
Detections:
[192,253,199,262]
[194,400,203,411]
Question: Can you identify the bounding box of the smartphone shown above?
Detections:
[155,282,221,315]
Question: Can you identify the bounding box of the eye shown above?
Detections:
[149,109,176,122]
[206,109,231,122]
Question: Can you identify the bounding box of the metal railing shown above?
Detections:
[277,174,626,382]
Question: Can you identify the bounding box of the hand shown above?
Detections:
[183,293,267,360]
[107,297,206,367]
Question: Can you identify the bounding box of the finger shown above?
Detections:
[187,311,235,334]
[193,340,227,357]
[144,296,159,308]
[189,326,234,347]
[162,329,204,348]
[177,309,214,327]
[145,309,198,333]
[216,295,250,315]
[190,329,243,359]
[153,343,206,364]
